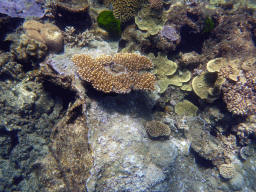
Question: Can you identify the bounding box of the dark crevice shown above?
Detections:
[176,24,204,54]
[13,175,23,185]
[43,81,76,111]
[190,148,214,169]
[0,127,19,158]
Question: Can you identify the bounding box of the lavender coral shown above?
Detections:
[0,0,45,18]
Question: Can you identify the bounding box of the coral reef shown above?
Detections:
[149,52,191,93]
[149,52,177,77]
[72,53,156,93]
[145,120,171,138]
[0,52,23,79]
[202,8,256,60]
[86,94,179,191]
[40,23,64,53]
[54,0,89,12]
[160,25,180,43]
[120,24,151,53]
[0,76,64,191]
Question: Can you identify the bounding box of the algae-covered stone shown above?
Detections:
[175,100,198,117]
[135,6,167,36]
[192,72,225,102]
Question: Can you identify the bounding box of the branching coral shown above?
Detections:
[221,70,256,116]
[232,122,256,145]
[64,26,95,47]
[71,53,156,93]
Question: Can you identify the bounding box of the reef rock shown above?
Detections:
[86,93,179,191]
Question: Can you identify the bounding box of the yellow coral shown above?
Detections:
[71,53,156,93]
[192,72,225,102]
[175,100,198,117]
[135,6,167,36]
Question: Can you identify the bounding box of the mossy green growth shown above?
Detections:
[202,16,214,34]
[97,11,121,38]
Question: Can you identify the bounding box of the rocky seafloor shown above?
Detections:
[0,0,256,191]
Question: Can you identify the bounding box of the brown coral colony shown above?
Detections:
[72,53,156,93]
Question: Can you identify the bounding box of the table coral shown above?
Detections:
[71,53,156,93]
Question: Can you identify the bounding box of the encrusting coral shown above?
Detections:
[71,53,156,93]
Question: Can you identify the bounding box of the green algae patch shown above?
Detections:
[97,11,121,38]
[202,16,214,34]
